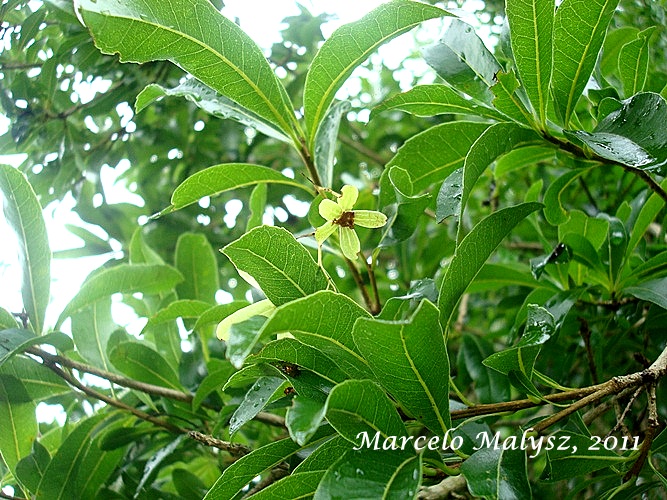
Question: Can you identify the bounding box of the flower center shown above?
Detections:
[334,211,355,228]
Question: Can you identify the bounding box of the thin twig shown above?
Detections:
[362,252,382,314]
[339,134,388,166]
[344,256,374,313]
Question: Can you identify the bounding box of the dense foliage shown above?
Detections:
[1,0,667,498]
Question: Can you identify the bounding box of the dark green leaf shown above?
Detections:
[286,396,327,446]
[490,70,534,125]
[543,169,588,225]
[625,277,667,310]
[304,0,448,146]
[222,226,328,306]
[0,355,69,401]
[71,298,116,373]
[247,471,324,500]
[0,375,37,472]
[551,0,619,125]
[175,233,220,305]
[0,165,50,334]
[618,27,655,98]
[247,184,268,232]
[15,441,50,493]
[77,0,297,138]
[354,300,451,434]
[461,447,531,499]
[439,203,543,327]
[192,362,235,411]
[436,167,463,222]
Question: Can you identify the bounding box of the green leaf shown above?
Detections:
[495,145,557,176]
[247,183,267,232]
[459,124,540,232]
[618,27,655,98]
[625,277,667,310]
[0,307,19,330]
[252,338,348,385]
[1,329,73,368]
[229,376,285,435]
[57,264,184,326]
[77,0,296,138]
[569,93,667,174]
[373,84,505,121]
[541,431,629,481]
[135,80,290,142]
[543,169,588,225]
[36,414,106,499]
[172,468,208,499]
[314,100,351,188]
[0,375,37,472]
[423,19,501,105]
[0,165,50,334]
[76,424,125,498]
[70,298,116,374]
[0,356,69,401]
[175,233,220,305]
[354,300,451,434]
[160,164,309,217]
[506,0,554,127]
[627,178,667,254]
[551,0,620,125]
[384,121,490,194]
[314,448,421,500]
[293,436,352,473]
[109,341,183,390]
[240,291,372,378]
[304,0,448,147]
[204,427,334,500]
[143,299,212,334]
[440,203,543,327]
[193,301,249,333]
[461,447,531,499]
[222,226,328,306]
[325,379,408,446]
[15,441,50,493]
[286,396,327,446]
[436,167,463,222]
[490,70,534,125]
[483,305,554,378]
[246,471,324,499]
[192,361,235,411]
[559,210,609,250]
[457,334,511,404]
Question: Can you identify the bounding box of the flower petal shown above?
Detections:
[339,227,360,260]
[319,198,343,220]
[338,185,358,211]
[353,210,387,228]
[315,220,337,243]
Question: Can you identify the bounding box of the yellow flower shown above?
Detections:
[315,185,387,260]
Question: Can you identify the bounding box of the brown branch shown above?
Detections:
[344,256,375,313]
[0,61,43,70]
[189,431,251,458]
[339,134,388,166]
[362,253,382,315]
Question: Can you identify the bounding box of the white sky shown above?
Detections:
[0,0,492,335]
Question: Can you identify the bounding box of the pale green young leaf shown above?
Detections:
[354,300,451,434]
[222,226,328,306]
[0,165,50,334]
[76,0,297,138]
[135,80,291,142]
[156,163,311,217]
[618,27,655,98]
[551,0,620,125]
[506,0,554,127]
[57,264,184,326]
[440,203,543,327]
[373,84,505,121]
[304,0,449,147]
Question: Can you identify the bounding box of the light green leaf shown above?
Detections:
[304,0,449,146]
[293,436,352,474]
[461,447,531,499]
[543,169,588,225]
[0,375,37,472]
[506,0,554,127]
[75,421,126,498]
[551,0,620,125]
[109,341,183,390]
[15,441,50,494]
[314,100,351,188]
[627,178,667,254]
[436,167,463,222]
[157,163,311,217]
[495,145,557,176]
[0,165,50,334]
[286,396,327,446]
[204,427,334,500]
[246,471,324,500]
[175,233,219,305]
[142,299,212,334]
[244,290,372,379]
[247,183,267,232]
[325,379,408,446]
[373,84,505,121]
[76,0,297,138]
[618,27,655,98]
[384,121,490,195]
[36,415,106,499]
[625,277,667,310]
[439,203,543,327]
[57,264,183,326]
[71,298,115,374]
[490,70,535,125]
[0,307,19,330]
[354,300,451,434]
[136,80,290,142]
[222,226,328,307]
[193,301,249,333]
[558,210,609,250]
[0,356,70,401]
[314,448,421,500]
